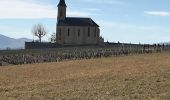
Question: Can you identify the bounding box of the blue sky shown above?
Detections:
[1,0,170,44]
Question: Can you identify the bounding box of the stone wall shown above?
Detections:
[25,42,100,49]
[56,26,100,45]
[25,42,58,49]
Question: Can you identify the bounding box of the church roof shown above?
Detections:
[58,0,67,7]
[57,17,99,27]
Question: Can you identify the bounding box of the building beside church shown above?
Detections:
[56,0,100,45]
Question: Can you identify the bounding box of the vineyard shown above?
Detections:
[0,44,169,66]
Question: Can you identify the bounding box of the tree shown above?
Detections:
[31,24,47,42]
[50,33,56,43]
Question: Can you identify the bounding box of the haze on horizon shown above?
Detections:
[0,0,170,44]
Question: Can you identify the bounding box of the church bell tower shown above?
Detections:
[57,0,67,21]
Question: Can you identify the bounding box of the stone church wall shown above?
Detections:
[57,26,100,45]
[84,27,99,44]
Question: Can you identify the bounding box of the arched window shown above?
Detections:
[67,28,70,37]
[60,11,63,17]
[78,29,80,37]
[94,28,96,37]
[88,27,90,37]
[59,28,61,40]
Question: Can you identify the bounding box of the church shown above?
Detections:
[56,0,100,45]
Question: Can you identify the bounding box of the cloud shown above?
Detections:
[79,0,126,5]
[67,11,95,17]
[0,26,31,39]
[98,20,170,34]
[144,11,170,17]
[86,8,102,12]
[0,0,55,19]
[0,0,94,19]
[97,21,170,43]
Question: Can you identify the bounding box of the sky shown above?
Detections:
[0,0,170,44]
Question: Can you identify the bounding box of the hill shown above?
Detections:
[159,42,170,45]
[0,34,31,49]
[0,53,170,99]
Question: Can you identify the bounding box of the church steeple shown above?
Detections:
[57,0,67,21]
[58,0,67,7]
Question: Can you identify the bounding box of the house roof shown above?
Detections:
[58,0,67,7]
[57,17,99,27]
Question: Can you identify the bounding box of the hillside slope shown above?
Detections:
[0,53,170,99]
[0,34,31,49]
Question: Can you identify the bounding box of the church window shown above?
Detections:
[59,28,61,40]
[60,11,63,17]
[78,29,80,37]
[94,28,96,37]
[88,27,90,37]
[68,28,70,37]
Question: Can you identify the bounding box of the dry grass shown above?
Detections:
[0,53,170,100]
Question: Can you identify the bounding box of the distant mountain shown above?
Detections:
[159,42,170,45]
[0,34,32,49]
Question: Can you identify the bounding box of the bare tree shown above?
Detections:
[50,33,56,43]
[31,24,47,42]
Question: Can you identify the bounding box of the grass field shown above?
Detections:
[0,53,170,100]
